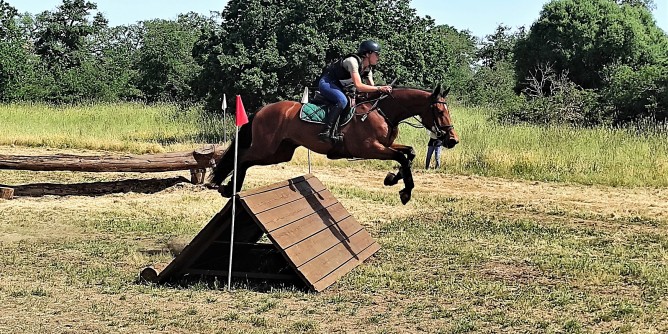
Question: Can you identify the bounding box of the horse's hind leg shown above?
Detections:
[221,141,299,197]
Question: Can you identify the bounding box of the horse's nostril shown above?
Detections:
[446,139,458,148]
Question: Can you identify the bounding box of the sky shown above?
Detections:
[11,0,668,38]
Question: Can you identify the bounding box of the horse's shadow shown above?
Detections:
[1,177,190,197]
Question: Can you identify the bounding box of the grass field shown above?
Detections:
[1,102,667,333]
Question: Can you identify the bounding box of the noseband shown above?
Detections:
[430,101,454,137]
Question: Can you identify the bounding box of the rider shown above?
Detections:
[317,40,393,143]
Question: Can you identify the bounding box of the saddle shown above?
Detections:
[299,91,355,127]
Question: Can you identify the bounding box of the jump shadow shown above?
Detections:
[1,176,190,197]
[151,276,310,294]
[287,176,357,260]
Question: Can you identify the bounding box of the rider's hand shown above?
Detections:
[377,86,392,94]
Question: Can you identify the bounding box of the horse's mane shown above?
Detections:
[392,86,432,93]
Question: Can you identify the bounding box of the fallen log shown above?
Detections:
[0,186,13,200]
[0,144,225,184]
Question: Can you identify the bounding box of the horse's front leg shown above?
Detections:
[384,144,415,187]
[361,144,414,204]
[398,159,414,205]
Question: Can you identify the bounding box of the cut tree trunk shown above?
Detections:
[0,144,225,184]
[0,187,13,200]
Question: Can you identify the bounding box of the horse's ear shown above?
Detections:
[443,87,451,97]
[432,83,442,98]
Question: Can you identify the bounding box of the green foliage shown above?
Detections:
[477,25,525,69]
[1,0,666,130]
[498,64,602,125]
[0,0,18,40]
[135,14,212,102]
[33,0,108,70]
[0,0,25,100]
[510,0,667,125]
[192,0,475,111]
[514,0,668,92]
[601,63,668,124]
[615,0,656,10]
[464,61,523,110]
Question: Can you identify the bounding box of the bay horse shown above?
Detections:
[209,84,459,204]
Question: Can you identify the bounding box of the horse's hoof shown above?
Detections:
[204,183,219,190]
[384,172,398,186]
[219,184,233,198]
[399,190,411,205]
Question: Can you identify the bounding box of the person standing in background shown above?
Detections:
[425,129,443,169]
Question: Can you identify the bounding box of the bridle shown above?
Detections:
[430,100,454,138]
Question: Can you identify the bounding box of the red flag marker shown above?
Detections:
[235,95,248,126]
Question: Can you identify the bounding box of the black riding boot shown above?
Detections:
[317,106,343,143]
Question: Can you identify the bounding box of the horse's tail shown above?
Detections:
[208,114,255,186]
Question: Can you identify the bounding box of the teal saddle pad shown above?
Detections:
[299,103,354,126]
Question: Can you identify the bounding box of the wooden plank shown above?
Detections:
[311,241,380,292]
[282,215,363,268]
[241,176,326,214]
[239,174,314,198]
[265,202,350,245]
[252,190,340,233]
[296,229,378,288]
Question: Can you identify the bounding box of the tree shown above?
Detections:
[601,64,668,124]
[192,0,474,111]
[135,14,211,102]
[0,0,34,101]
[477,24,526,69]
[514,0,668,93]
[616,0,656,10]
[33,0,108,70]
[0,0,18,39]
[93,24,144,100]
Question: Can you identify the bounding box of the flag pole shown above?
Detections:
[222,94,228,143]
[227,123,239,290]
[227,95,248,291]
[301,87,312,174]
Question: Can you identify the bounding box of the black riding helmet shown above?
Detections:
[357,40,381,55]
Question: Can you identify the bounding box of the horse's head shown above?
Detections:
[423,84,459,149]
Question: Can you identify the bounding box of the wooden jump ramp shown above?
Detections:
[140,174,380,292]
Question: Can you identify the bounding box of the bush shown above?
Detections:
[497,64,602,126]
[464,61,523,111]
[601,63,668,125]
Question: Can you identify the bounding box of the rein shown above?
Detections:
[350,87,454,137]
[352,94,394,126]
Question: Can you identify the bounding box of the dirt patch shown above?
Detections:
[480,261,543,283]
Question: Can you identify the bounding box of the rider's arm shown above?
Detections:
[350,71,378,93]
[366,72,375,86]
[351,71,391,94]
